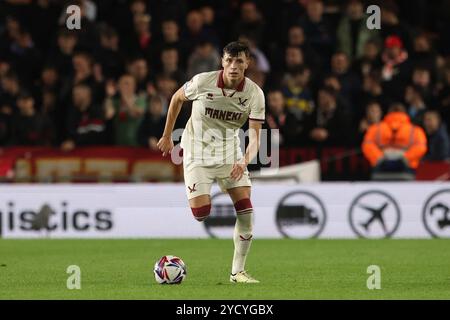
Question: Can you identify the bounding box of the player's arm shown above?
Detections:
[230,120,262,181]
[157,86,189,156]
[244,120,262,166]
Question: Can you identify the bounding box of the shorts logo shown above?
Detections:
[188,183,197,193]
[238,98,248,107]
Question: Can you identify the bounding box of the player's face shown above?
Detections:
[222,52,249,82]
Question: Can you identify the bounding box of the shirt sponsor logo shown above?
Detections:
[205,107,243,121]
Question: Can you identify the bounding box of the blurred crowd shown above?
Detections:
[0,0,449,161]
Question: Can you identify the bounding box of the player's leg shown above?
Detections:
[189,194,211,222]
[184,164,213,222]
[227,186,259,283]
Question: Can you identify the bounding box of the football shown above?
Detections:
[154,255,187,284]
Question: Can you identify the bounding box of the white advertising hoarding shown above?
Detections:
[0,183,449,239]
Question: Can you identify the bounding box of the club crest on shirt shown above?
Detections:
[238,97,248,106]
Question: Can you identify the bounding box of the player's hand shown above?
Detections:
[157,135,174,157]
[230,161,247,181]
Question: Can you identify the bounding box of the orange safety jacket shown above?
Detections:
[362,112,427,169]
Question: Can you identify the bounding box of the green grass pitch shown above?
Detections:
[1,239,449,299]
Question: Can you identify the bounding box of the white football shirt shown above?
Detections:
[181,70,265,165]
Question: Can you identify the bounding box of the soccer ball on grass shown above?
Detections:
[154,255,187,284]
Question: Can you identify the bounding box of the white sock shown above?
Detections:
[231,210,253,275]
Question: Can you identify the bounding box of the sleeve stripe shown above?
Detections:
[249,117,265,122]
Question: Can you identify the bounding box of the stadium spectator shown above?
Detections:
[356,71,390,117]
[125,56,153,96]
[61,84,106,151]
[422,110,450,161]
[411,66,435,105]
[404,84,427,125]
[437,65,450,133]
[11,91,53,146]
[358,101,383,143]
[265,89,301,147]
[286,25,320,72]
[322,73,349,109]
[7,26,42,87]
[47,29,78,76]
[0,55,11,78]
[381,35,411,102]
[362,103,427,179]
[238,35,270,76]
[104,74,146,146]
[0,15,22,56]
[109,0,148,55]
[281,46,305,85]
[130,0,147,16]
[305,86,352,146]
[232,1,266,47]
[131,13,153,56]
[0,71,20,115]
[330,51,360,108]
[184,10,220,56]
[353,38,382,78]
[199,5,223,48]
[200,5,217,31]
[60,51,103,107]
[281,65,314,123]
[154,19,188,68]
[95,24,124,81]
[40,89,63,144]
[137,95,166,150]
[37,65,60,94]
[155,73,178,111]
[380,1,412,51]
[299,0,335,63]
[245,52,266,89]
[410,34,438,78]
[186,40,220,80]
[336,0,379,61]
[159,46,185,85]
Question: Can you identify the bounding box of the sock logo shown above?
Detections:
[239,235,253,241]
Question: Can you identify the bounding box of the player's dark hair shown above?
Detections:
[223,41,250,58]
